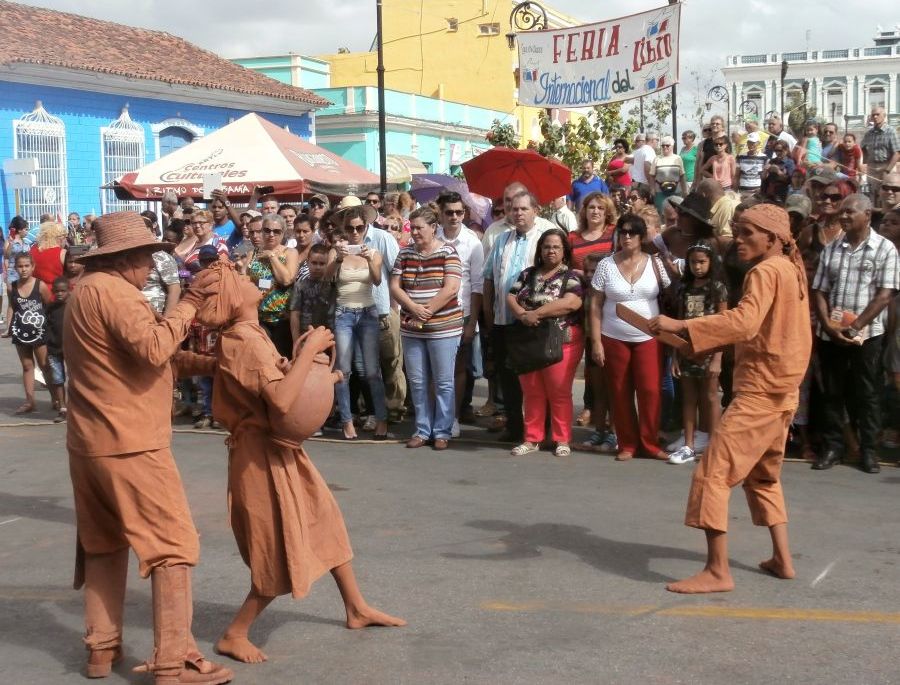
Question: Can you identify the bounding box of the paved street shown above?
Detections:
[0,342,898,685]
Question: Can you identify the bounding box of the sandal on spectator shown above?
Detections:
[511,442,539,456]
[14,402,36,415]
[554,443,571,457]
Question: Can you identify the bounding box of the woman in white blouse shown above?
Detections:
[589,214,671,461]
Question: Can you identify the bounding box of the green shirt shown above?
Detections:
[680,145,698,182]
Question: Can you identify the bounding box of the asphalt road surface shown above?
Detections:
[0,342,897,685]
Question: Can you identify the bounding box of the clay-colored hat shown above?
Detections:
[334,195,376,226]
[77,211,171,262]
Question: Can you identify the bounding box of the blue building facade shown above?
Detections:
[0,81,314,227]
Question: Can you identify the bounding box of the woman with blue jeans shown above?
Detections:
[390,207,462,450]
[326,207,389,440]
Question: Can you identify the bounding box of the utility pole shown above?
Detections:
[376,0,387,195]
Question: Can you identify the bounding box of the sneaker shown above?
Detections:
[580,430,606,449]
[599,432,618,453]
[193,415,212,429]
[451,419,461,438]
[667,446,697,465]
[362,415,377,431]
[53,409,67,423]
[666,431,685,452]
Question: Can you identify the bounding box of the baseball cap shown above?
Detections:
[806,167,838,186]
[240,209,262,219]
[784,194,812,219]
[308,193,330,208]
[747,132,761,143]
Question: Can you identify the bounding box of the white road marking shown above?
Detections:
[0,517,22,526]
[811,560,837,588]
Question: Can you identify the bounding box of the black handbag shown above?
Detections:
[506,319,564,375]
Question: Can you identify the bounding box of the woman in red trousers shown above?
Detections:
[506,228,585,457]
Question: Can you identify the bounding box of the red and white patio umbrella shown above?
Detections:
[110,112,382,201]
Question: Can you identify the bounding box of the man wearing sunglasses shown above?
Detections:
[365,192,387,227]
[437,192,484,435]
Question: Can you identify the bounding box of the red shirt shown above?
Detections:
[568,226,616,272]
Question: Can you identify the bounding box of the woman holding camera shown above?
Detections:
[325,206,389,440]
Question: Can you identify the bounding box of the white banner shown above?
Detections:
[516,4,681,108]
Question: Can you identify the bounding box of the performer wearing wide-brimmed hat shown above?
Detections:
[64,211,232,684]
[651,204,812,594]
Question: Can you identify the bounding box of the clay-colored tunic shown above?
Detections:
[683,256,812,532]
[64,270,203,578]
[213,321,352,598]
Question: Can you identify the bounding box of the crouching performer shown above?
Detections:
[64,212,232,683]
[650,204,812,593]
[190,259,404,665]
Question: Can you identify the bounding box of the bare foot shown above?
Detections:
[666,568,735,594]
[346,604,407,629]
[214,635,268,664]
[14,402,36,415]
[759,557,795,579]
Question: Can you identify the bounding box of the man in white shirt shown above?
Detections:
[437,191,485,436]
[481,182,556,258]
[549,196,578,232]
[764,115,798,157]
[630,132,658,192]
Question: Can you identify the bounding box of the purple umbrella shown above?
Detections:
[410,174,492,228]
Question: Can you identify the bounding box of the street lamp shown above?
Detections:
[506,1,548,50]
[739,99,759,122]
[706,85,730,134]
[801,80,810,128]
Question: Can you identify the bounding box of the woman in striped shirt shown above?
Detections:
[390,207,462,450]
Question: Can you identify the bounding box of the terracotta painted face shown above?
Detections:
[733,220,774,263]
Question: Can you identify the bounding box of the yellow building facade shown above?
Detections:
[317,0,583,146]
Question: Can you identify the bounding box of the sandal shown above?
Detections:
[554,443,571,457]
[511,442,539,456]
[14,402,36,415]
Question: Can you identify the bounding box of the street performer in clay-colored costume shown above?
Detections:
[190,259,404,665]
[64,211,232,683]
[650,204,812,593]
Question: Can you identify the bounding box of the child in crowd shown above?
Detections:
[3,253,52,414]
[703,136,736,190]
[831,133,863,179]
[580,252,617,453]
[797,121,822,168]
[788,168,807,196]
[290,244,335,342]
[668,242,728,465]
[44,276,69,422]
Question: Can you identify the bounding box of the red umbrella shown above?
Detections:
[461,148,572,205]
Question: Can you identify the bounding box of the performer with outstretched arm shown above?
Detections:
[650,204,812,593]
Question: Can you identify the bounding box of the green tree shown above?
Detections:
[485,119,518,148]
[785,91,817,138]
[531,103,640,176]
[627,92,673,135]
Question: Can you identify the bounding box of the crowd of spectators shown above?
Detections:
[1,107,898,472]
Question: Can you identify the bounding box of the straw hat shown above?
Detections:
[334,195,376,226]
[77,211,172,262]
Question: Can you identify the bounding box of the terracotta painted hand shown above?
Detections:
[276,357,292,374]
[297,326,335,358]
[648,315,683,335]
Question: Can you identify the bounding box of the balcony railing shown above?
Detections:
[727,44,898,66]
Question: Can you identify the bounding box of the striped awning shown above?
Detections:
[386,154,428,184]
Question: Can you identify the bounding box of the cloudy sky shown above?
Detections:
[14,0,900,129]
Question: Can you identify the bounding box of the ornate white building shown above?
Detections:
[722,26,900,132]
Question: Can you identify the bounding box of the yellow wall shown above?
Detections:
[317,0,582,147]
[320,0,517,112]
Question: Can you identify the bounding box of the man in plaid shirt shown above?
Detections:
[861,107,900,201]
[812,194,900,473]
